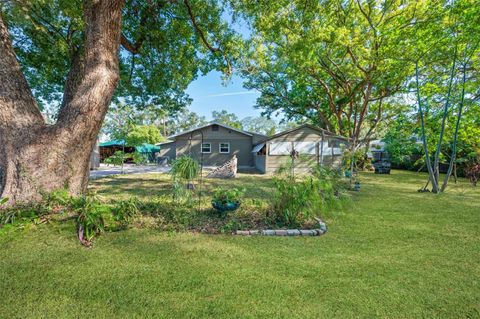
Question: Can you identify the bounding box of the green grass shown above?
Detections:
[0,170,479,318]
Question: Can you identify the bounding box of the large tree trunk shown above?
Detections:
[0,1,125,205]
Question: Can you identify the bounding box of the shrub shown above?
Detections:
[466,164,480,186]
[212,188,245,205]
[132,152,146,165]
[271,176,322,227]
[73,195,108,246]
[112,197,139,229]
[104,150,125,166]
[341,147,368,171]
[271,165,349,227]
[41,189,71,212]
[312,165,349,198]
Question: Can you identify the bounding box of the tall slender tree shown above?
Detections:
[412,0,479,192]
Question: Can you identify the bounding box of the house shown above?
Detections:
[252,124,349,173]
[156,122,266,168]
[157,123,349,174]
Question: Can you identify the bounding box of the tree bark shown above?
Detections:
[0,0,125,205]
[441,62,467,192]
[415,63,438,193]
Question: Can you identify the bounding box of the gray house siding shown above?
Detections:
[158,141,176,160]
[174,125,254,167]
[254,155,266,173]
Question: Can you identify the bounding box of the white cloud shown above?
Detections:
[202,91,259,98]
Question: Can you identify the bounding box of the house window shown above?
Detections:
[294,142,317,155]
[201,143,211,153]
[212,124,219,131]
[269,142,292,155]
[219,142,230,154]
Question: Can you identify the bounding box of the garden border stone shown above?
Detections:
[234,218,328,237]
[235,229,326,236]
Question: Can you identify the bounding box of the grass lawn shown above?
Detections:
[0,170,479,318]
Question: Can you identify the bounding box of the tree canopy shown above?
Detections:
[3,0,242,111]
[211,109,242,129]
[234,0,479,146]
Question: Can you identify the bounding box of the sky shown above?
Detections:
[183,9,264,121]
[185,71,261,121]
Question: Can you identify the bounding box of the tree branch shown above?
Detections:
[183,0,219,53]
[121,33,144,54]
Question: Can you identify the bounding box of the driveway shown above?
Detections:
[89,164,170,179]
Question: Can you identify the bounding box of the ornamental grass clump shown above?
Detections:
[170,156,200,201]
[271,165,349,227]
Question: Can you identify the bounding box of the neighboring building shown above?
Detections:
[252,124,349,174]
[157,123,349,174]
[90,138,100,170]
[99,140,160,163]
[157,122,265,168]
[98,140,134,161]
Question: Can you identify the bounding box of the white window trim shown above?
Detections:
[219,142,230,154]
[201,143,211,153]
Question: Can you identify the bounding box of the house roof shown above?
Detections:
[99,139,126,147]
[254,124,349,145]
[155,140,175,146]
[168,122,257,139]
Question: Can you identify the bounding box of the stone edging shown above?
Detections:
[235,218,327,237]
[235,229,325,236]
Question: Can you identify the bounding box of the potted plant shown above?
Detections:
[211,188,245,216]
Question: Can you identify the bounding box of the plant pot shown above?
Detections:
[211,200,241,213]
[353,181,361,191]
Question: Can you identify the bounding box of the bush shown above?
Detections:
[342,147,368,171]
[466,164,480,186]
[132,152,147,165]
[0,203,47,227]
[312,165,349,198]
[212,188,245,205]
[41,189,71,212]
[112,197,139,229]
[271,176,322,227]
[73,195,108,245]
[271,165,348,227]
[104,150,125,166]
